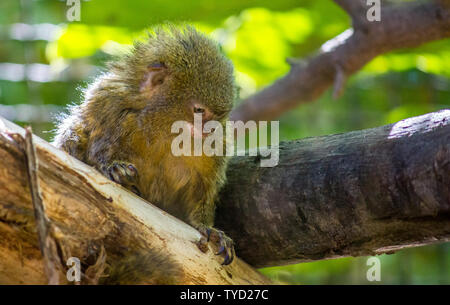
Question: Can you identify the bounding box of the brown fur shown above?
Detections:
[53,26,236,282]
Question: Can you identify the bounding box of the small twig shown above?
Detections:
[332,64,346,99]
[83,245,108,285]
[24,127,61,285]
[286,57,306,68]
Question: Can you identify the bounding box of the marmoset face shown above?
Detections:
[110,27,236,141]
[136,50,234,139]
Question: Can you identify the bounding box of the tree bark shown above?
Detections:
[0,117,270,284]
[216,109,450,267]
[230,0,450,122]
[0,110,449,283]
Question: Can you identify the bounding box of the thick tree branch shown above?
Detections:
[217,110,450,267]
[0,110,449,282]
[230,1,450,122]
[0,117,269,285]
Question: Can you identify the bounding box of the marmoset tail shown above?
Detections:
[53,25,237,283]
[100,251,182,285]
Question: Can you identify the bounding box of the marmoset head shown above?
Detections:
[106,25,236,139]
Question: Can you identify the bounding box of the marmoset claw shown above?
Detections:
[197,226,235,265]
[105,161,141,196]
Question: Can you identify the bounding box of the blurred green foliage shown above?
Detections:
[0,0,449,284]
[262,244,450,284]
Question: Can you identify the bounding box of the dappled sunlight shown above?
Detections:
[388,109,449,139]
[320,28,353,53]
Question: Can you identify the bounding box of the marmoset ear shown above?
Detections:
[140,62,168,94]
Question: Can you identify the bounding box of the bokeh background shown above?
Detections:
[0,0,449,284]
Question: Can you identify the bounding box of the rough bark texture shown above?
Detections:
[0,117,270,285]
[0,110,449,282]
[216,110,450,267]
[230,1,450,122]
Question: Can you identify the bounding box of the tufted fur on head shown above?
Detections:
[53,25,236,226]
[53,25,236,157]
[108,25,236,117]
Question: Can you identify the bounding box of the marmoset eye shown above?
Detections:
[152,74,165,86]
[193,107,205,114]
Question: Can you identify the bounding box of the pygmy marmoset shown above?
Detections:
[53,26,237,282]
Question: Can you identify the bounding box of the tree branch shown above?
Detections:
[0,110,449,282]
[0,117,269,284]
[230,1,450,122]
[217,109,450,267]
